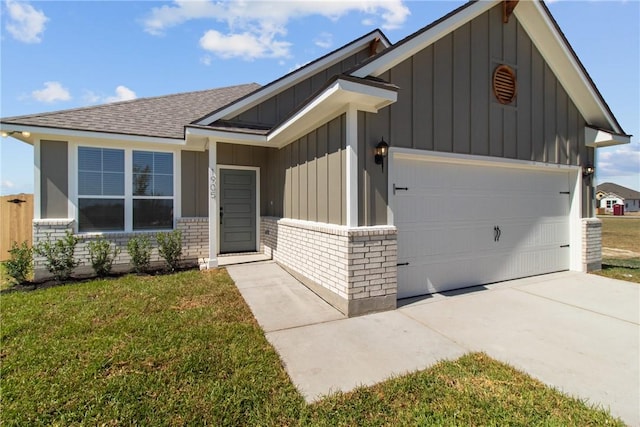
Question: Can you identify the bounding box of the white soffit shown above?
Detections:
[195,31,389,126]
[514,1,624,135]
[585,127,630,148]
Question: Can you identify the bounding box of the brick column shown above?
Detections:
[582,218,602,271]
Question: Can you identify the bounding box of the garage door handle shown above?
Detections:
[393,184,409,195]
[397,262,410,266]
[494,226,502,242]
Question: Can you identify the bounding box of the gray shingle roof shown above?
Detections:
[597,182,640,200]
[1,83,261,140]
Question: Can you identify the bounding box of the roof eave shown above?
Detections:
[0,123,185,146]
[514,1,626,136]
[186,77,398,148]
[193,30,390,126]
[351,0,490,78]
[584,126,631,148]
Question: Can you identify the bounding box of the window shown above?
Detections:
[132,151,173,230]
[77,147,174,232]
[78,147,125,232]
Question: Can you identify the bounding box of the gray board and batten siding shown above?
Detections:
[181,114,347,226]
[359,4,594,226]
[230,47,373,127]
[40,140,69,218]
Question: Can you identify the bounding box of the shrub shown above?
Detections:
[88,238,120,277]
[127,235,151,273]
[34,231,79,281]
[157,230,182,272]
[5,241,33,284]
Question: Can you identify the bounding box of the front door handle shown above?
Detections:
[220,206,224,224]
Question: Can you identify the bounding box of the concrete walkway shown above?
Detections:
[226,262,640,426]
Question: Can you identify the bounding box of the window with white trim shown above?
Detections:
[132,150,174,230]
[78,147,125,232]
[77,147,174,232]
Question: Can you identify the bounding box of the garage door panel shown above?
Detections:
[393,156,571,298]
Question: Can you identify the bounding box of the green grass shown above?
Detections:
[600,217,640,253]
[1,270,624,425]
[596,217,640,283]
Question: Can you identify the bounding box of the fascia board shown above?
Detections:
[195,31,388,126]
[0,123,183,146]
[267,78,397,147]
[584,127,631,148]
[514,1,624,135]
[352,1,496,78]
[185,127,267,146]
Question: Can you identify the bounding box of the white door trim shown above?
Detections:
[388,147,583,274]
[216,164,261,254]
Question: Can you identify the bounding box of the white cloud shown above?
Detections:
[31,81,71,103]
[200,55,212,66]
[4,0,49,43]
[142,0,410,61]
[597,143,640,184]
[314,32,333,49]
[81,86,137,104]
[82,90,101,104]
[1,180,16,190]
[289,60,312,73]
[200,30,291,60]
[105,86,137,103]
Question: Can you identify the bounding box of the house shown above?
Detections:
[597,182,640,213]
[1,0,631,316]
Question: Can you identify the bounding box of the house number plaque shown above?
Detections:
[209,169,217,200]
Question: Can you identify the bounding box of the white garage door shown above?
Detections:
[393,155,570,299]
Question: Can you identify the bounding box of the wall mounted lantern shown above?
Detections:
[374,138,389,172]
[583,163,595,179]
[1,130,31,138]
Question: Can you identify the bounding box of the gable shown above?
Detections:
[351,0,628,139]
[194,30,389,127]
[229,45,375,127]
[365,3,587,165]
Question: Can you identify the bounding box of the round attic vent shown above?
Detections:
[493,65,517,105]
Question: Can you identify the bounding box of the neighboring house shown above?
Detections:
[1,1,631,316]
[597,182,640,213]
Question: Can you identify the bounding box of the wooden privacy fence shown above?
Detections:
[1,194,33,261]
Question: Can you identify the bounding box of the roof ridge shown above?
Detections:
[1,83,261,122]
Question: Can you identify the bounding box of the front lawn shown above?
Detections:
[596,217,640,283]
[1,270,623,425]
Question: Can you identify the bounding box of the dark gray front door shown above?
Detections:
[220,168,257,254]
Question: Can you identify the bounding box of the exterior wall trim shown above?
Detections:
[346,106,358,227]
[34,139,41,220]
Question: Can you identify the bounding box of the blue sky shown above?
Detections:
[1,0,638,195]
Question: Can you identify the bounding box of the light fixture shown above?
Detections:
[1,130,31,138]
[374,138,389,172]
[583,163,595,178]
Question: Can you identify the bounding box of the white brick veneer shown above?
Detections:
[582,218,602,271]
[261,217,397,316]
[32,218,209,279]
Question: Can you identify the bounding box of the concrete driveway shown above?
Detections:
[226,262,640,426]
